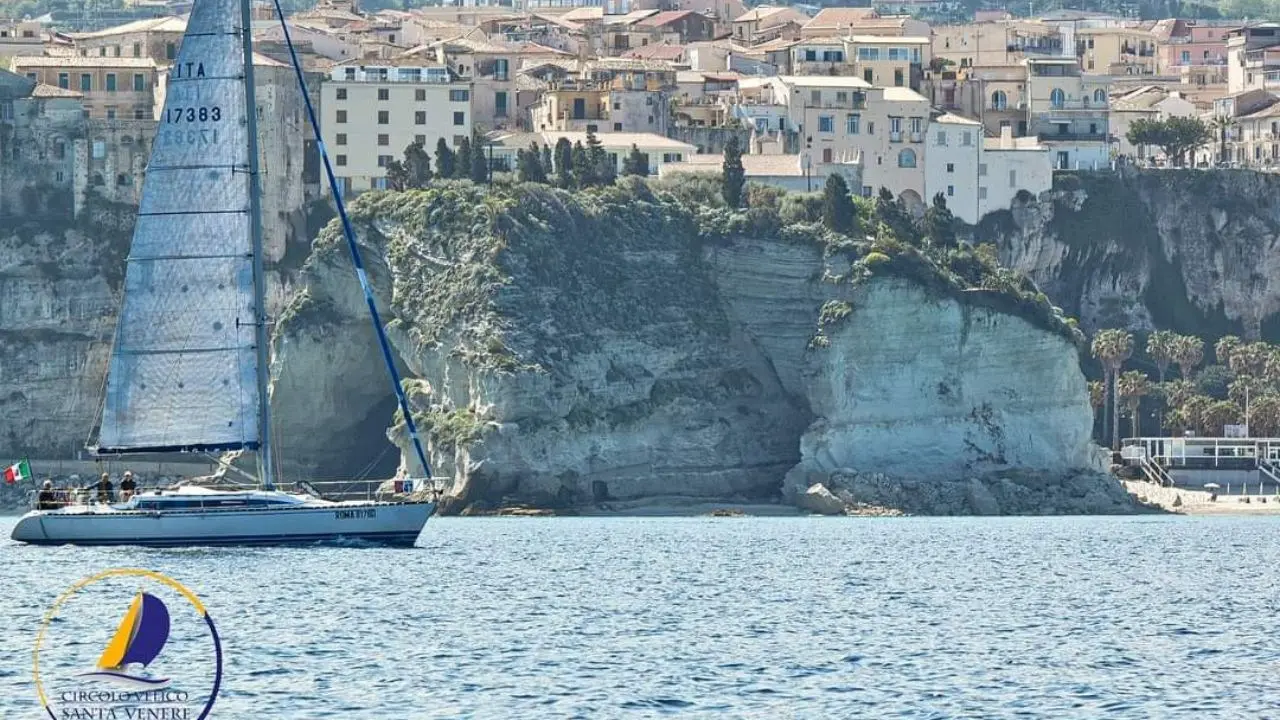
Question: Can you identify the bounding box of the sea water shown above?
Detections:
[2,515,1278,718]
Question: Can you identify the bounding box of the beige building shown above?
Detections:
[1075,27,1157,76]
[932,20,1063,69]
[1226,23,1280,95]
[1109,85,1197,160]
[11,56,160,120]
[802,13,929,41]
[0,20,46,57]
[979,128,1052,218]
[731,6,808,45]
[781,75,930,203]
[320,61,474,195]
[68,16,188,64]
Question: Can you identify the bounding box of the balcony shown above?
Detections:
[909,131,922,143]
[1038,132,1108,142]
[889,130,903,142]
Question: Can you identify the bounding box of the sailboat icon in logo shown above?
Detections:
[78,592,172,689]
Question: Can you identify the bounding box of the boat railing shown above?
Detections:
[283,477,447,502]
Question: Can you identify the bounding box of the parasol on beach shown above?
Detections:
[1203,483,1221,490]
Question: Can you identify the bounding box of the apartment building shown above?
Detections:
[425,37,569,131]
[319,61,474,195]
[1109,85,1196,159]
[530,59,675,134]
[1025,57,1110,169]
[1075,27,1157,75]
[980,127,1052,218]
[0,20,46,57]
[781,75,930,202]
[67,16,188,65]
[932,20,1063,69]
[11,56,160,120]
[1226,23,1280,95]
[1152,18,1229,76]
[731,6,808,45]
[923,113,981,223]
[802,14,929,41]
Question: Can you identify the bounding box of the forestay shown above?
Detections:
[97,0,260,454]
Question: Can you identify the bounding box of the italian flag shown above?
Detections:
[4,460,30,484]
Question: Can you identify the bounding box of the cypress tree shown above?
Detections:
[469,133,489,183]
[822,174,855,233]
[403,139,432,187]
[571,140,593,188]
[541,144,554,180]
[434,138,455,180]
[454,137,472,180]
[722,136,745,208]
[554,137,574,189]
[622,144,649,176]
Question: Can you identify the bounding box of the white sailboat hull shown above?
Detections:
[11,500,435,548]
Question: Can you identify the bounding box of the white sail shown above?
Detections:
[98,0,260,453]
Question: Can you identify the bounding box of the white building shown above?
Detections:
[923,113,981,223]
[319,60,474,195]
[978,127,1053,219]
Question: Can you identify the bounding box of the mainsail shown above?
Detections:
[98,0,261,454]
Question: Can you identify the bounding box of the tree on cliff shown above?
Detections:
[722,136,745,208]
[541,145,555,179]
[469,132,490,184]
[1117,370,1150,439]
[585,129,614,185]
[875,188,915,244]
[822,174,856,233]
[385,159,409,191]
[1214,335,1242,367]
[1092,328,1134,449]
[1125,117,1212,167]
[571,141,594,188]
[403,139,432,187]
[435,139,455,180]
[921,193,957,250]
[622,144,650,176]
[1088,380,1106,432]
[554,138,574,189]
[518,143,547,183]
[1171,334,1204,380]
[455,137,473,180]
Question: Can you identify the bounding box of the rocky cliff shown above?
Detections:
[275,179,1116,513]
[975,169,1280,342]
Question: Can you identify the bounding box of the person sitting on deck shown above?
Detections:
[119,471,137,502]
[37,480,59,510]
[96,473,114,504]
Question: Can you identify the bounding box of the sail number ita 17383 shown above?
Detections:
[164,106,222,123]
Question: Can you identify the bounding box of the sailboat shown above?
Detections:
[11,0,437,547]
[78,592,173,689]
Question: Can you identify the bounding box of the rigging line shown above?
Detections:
[271,0,434,481]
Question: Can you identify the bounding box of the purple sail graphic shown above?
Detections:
[81,592,172,688]
[119,593,170,668]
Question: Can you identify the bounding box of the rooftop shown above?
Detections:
[778,74,871,88]
[636,10,701,28]
[733,6,799,23]
[30,82,83,98]
[11,56,159,68]
[803,7,878,30]
[882,86,929,102]
[66,15,186,39]
[934,112,981,125]
[844,34,930,44]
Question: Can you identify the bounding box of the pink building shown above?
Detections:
[1153,18,1230,74]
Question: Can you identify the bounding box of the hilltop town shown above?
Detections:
[3,2,1279,227]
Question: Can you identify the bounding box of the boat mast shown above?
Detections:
[239,0,276,491]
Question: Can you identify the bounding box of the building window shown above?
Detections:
[897,148,916,168]
[1050,88,1065,108]
[818,115,833,132]
[415,134,425,144]
[947,185,954,196]
[106,107,116,119]
[894,69,904,87]
[166,42,176,60]
[105,73,116,92]
[117,173,130,186]
[54,141,65,159]
[862,185,873,197]
[80,74,91,91]
[133,73,144,91]
[373,177,388,190]
[378,110,389,124]
[132,42,140,57]
[56,171,64,183]
[378,88,389,101]
[92,140,105,159]
[336,110,347,123]
[910,117,922,133]
[978,187,988,200]
[662,153,683,162]
[449,89,469,102]
[453,111,465,125]
[1093,88,1106,104]
[1009,169,1017,187]
[378,155,392,167]
[961,131,972,146]
[1181,50,1191,64]
[377,134,389,146]
[846,114,860,134]
[336,155,347,166]
[991,90,1007,110]
[58,73,69,89]
[936,131,947,146]
[978,163,987,176]
[946,163,954,173]
[890,117,902,133]
[836,91,847,104]
[336,133,347,145]
[134,107,147,119]
[810,89,821,104]
[415,110,425,125]
[614,122,622,131]
[495,91,507,117]
[415,89,425,101]
[336,88,347,100]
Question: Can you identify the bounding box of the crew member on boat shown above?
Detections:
[120,471,137,501]
[96,473,115,504]
[37,480,59,510]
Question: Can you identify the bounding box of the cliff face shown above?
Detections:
[975,170,1280,341]
[274,181,1107,512]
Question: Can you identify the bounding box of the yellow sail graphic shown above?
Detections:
[96,593,143,670]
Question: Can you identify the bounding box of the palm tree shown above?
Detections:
[1215,335,1242,367]
[1088,380,1106,438]
[1182,395,1212,435]
[1209,115,1232,164]
[1229,341,1270,379]
[1163,379,1197,410]
[1117,370,1150,439]
[1249,394,1280,437]
[1171,334,1204,381]
[1146,330,1177,383]
[1092,329,1134,450]
[1202,400,1241,437]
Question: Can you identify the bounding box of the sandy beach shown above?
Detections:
[1123,480,1280,516]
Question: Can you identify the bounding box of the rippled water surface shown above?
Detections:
[3,515,1280,718]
